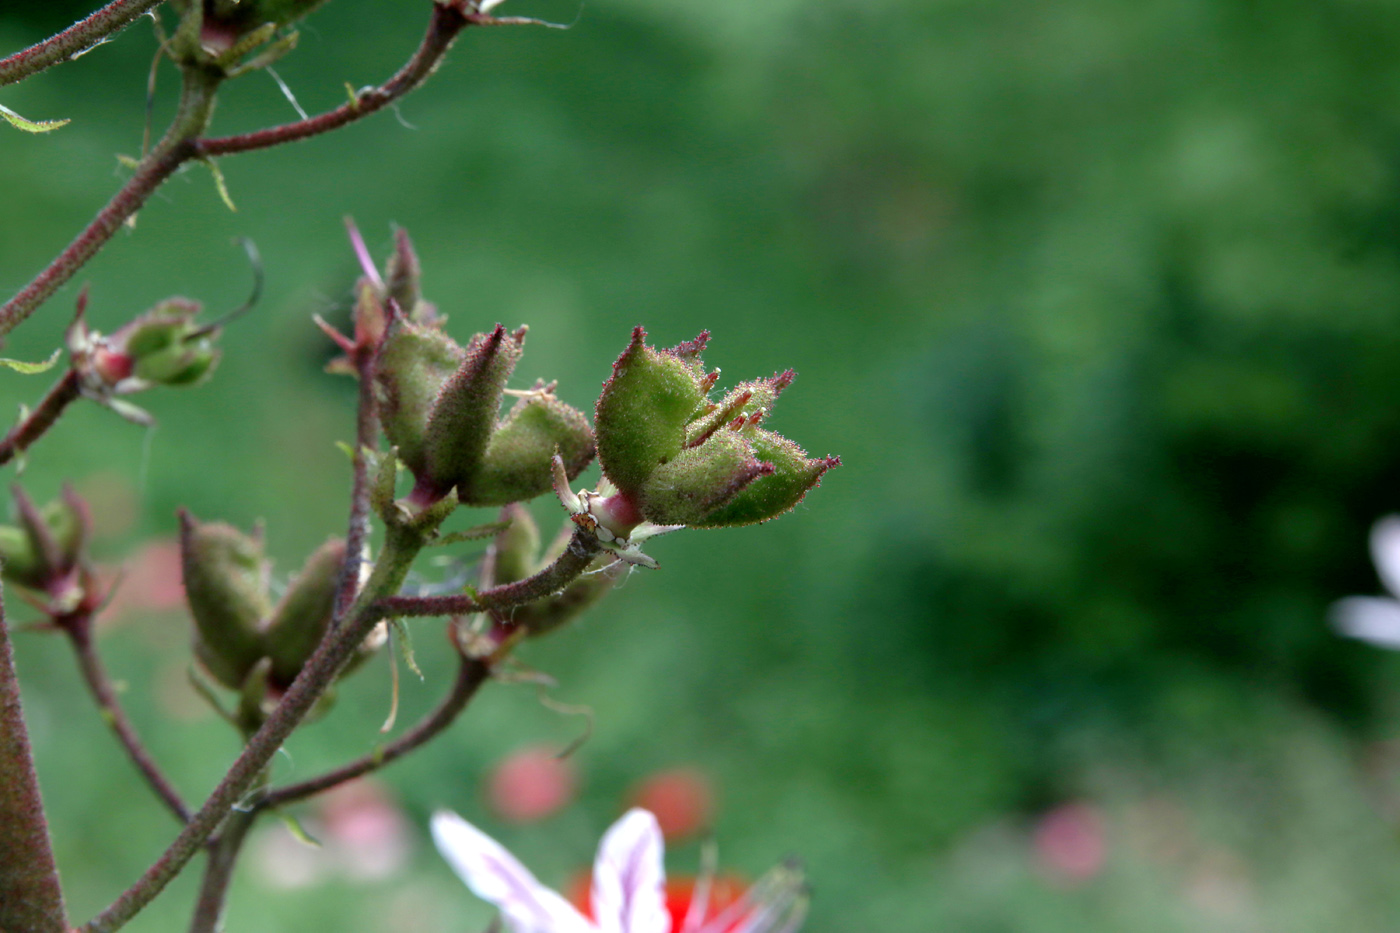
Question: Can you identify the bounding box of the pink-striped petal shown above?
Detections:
[432,810,593,933]
[591,809,669,933]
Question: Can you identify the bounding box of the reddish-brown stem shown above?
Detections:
[196,2,472,158]
[335,350,380,622]
[0,585,68,933]
[0,68,219,339]
[65,615,191,823]
[185,792,257,933]
[0,369,82,467]
[376,530,603,619]
[258,654,490,809]
[0,0,165,87]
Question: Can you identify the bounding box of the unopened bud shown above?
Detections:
[459,385,595,506]
[263,538,344,688]
[594,327,710,497]
[688,429,839,529]
[179,510,270,690]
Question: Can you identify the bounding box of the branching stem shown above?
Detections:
[259,653,491,809]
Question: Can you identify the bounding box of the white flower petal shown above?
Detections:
[591,809,670,933]
[1372,515,1400,599]
[432,810,594,933]
[1330,596,1400,649]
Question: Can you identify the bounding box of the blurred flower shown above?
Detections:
[99,539,184,625]
[1031,802,1106,887]
[1330,515,1400,647]
[488,746,578,823]
[629,768,714,843]
[431,808,807,933]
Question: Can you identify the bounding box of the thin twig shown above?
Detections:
[0,585,68,933]
[376,530,602,619]
[195,2,472,158]
[0,369,82,467]
[65,616,190,823]
[0,0,165,87]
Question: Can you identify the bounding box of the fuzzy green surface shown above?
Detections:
[595,339,707,495]
[263,538,343,687]
[373,323,463,476]
[179,519,271,689]
[639,429,764,527]
[0,526,42,590]
[463,393,595,506]
[421,327,524,497]
[688,429,824,529]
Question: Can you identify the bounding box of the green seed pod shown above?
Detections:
[638,430,773,527]
[490,504,541,587]
[116,301,221,387]
[179,510,271,690]
[459,387,595,507]
[686,370,794,446]
[688,428,840,528]
[594,328,712,497]
[374,320,465,480]
[418,324,527,503]
[263,538,344,688]
[0,525,42,590]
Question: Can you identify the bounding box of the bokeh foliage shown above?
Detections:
[8,0,1400,930]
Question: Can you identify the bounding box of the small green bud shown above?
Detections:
[594,327,711,497]
[262,538,344,688]
[0,486,92,601]
[0,526,41,590]
[417,324,527,503]
[639,430,773,527]
[459,384,595,506]
[688,427,839,528]
[374,320,465,478]
[179,510,271,690]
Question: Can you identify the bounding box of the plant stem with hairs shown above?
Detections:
[0,587,67,933]
[0,0,166,87]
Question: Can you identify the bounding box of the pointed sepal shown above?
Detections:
[594,327,711,496]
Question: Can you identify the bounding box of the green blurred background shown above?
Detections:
[8,0,1400,929]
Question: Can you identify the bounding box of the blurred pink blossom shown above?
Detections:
[487,745,577,823]
[1032,801,1106,886]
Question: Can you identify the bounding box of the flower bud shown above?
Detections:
[179,510,270,690]
[262,538,344,688]
[374,320,466,481]
[687,428,839,529]
[0,486,95,614]
[459,384,595,507]
[417,324,526,503]
[385,227,424,318]
[594,327,711,497]
[638,430,774,527]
